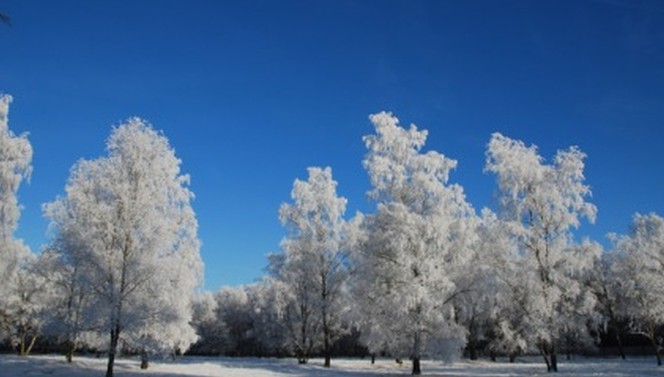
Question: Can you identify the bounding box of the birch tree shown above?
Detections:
[589,245,628,360]
[611,213,664,366]
[44,118,203,377]
[485,133,597,372]
[352,112,473,375]
[270,167,350,366]
[0,94,35,354]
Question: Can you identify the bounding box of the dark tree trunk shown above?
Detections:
[323,326,331,367]
[468,342,478,360]
[542,343,558,373]
[650,338,662,366]
[65,340,76,363]
[411,357,421,375]
[615,331,626,360]
[371,354,376,364]
[324,353,331,368]
[140,350,149,369]
[106,325,120,377]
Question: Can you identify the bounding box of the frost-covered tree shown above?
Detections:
[44,118,203,377]
[453,209,506,361]
[244,279,289,356]
[485,133,597,372]
[35,246,90,362]
[611,213,664,366]
[589,245,629,360]
[270,167,350,366]
[483,212,533,362]
[189,292,228,355]
[352,112,473,375]
[215,286,256,356]
[0,94,35,354]
[1,252,51,356]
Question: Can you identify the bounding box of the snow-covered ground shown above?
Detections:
[0,355,661,377]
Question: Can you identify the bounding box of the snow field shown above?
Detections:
[0,355,661,377]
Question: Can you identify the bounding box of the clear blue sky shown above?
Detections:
[2,0,663,290]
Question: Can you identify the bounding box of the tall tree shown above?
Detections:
[0,94,34,353]
[352,112,474,375]
[270,167,350,366]
[485,133,597,372]
[44,118,202,377]
[611,213,664,366]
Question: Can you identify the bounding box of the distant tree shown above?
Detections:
[215,287,255,356]
[190,292,228,355]
[485,133,597,372]
[611,213,664,366]
[0,94,35,355]
[44,119,203,377]
[269,167,351,366]
[244,279,289,356]
[352,112,473,375]
[589,245,628,360]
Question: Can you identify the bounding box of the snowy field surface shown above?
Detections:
[0,355,661,377]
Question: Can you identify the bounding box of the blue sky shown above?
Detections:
[2,0,663,290]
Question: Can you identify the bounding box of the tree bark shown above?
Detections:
[65,340,76,363]
[323,319,331,367]
[468,342,478,360]
[615,331,626,360]
[542,343,558,373]
[650,337,662,366]
[140,349,149,369]
[411,357,421,375]
[106,324,120,377]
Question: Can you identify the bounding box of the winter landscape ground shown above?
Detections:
[0,355,661,377]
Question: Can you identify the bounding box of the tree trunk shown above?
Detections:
[651,337,662,366]
[411,357,421,375]
[65,340,76,363]
[324,353,331,368]
[542,343,558,373]
[106,325,120,377]
[140,349,149,369]
[551,351,558,372]
[323,326,331,367]
[615,331,626,360]
[468,342,478,360]
[543,353,551,372]
[371,354,375,364]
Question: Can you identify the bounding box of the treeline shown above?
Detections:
[1,95,663,376]
[183,113,663,375]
